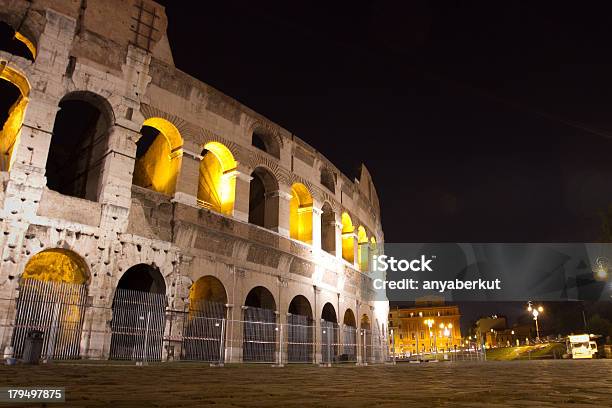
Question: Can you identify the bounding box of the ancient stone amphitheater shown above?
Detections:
[0,0,387,364]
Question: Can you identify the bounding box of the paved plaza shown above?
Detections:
[2,359,611,407]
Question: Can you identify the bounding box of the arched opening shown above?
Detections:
[320,167,335,193]
[361,314,372,364]
[109,264,166,361]
[342,309,357,362]
[251,130,280,159]
[321,302,338,363]
[12,249,89,360]
[132,117,183,196]
[248,167,279,230]
[0,66,29,171]
[243,286,277,362]
[357,226,369,272]
[289,183,313,244]
[287,295,313,363]
[47,92,113,201]
[184,275,228,361]
[341,212,355,264]
[197,141,236,215]
[321,203,336,255]
[0,22,36,61]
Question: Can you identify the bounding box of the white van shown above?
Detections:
[567,334,598,359]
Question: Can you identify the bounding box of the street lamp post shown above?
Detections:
[527,301,544,342]
[424,318,435,355]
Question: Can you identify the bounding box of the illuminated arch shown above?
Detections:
[290,183,313,244]
[341,212,355,263]
[0,22,36,61]
[189,275,227,305]
[0,65,29,171]
[198,142,237,215]
[357,226,369,272]
[21,249,88,284]
[132,117,183,196]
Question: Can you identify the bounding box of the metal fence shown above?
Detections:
[11,279,87,360]
[242,306,277,363]
[182,300,226,362]
[4,288,389,365]
[287,314,313,363]
[109,288,166,362]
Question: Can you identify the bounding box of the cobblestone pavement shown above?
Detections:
[1,360,611,407]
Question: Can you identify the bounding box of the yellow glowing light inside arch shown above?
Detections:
[289,183,313,244]
[341,212,355,263]
[133,117,183,196]
[198,141,237,215]
[21,249,88,284]
[0,65,30,172]
[14,32,37,60]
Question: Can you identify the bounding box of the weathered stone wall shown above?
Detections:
[0,0,388,362]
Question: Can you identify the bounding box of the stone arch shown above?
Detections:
[115,263,166,295]
[184,275,228,362]
[47,91,115,201]
[288,295,314,363]
[288,294,313,318]
[321,302,338,363]
[320,166,335,193]
[343,309,356,327]
[249,166,279,230]
[342,308,358,361]
[0,21,36,61]
[341,212,355,263]
[244,285,276,310]
[361,314,372,363]
[12,249,89,360]
[198,141,237,215]
[243,285,277,362]
[251,128,280,159]
[321,202,336,255]
[289,182,313,244]
[109,263,167,361]
[189,275,227,306]
[21,248,89,285]
[0,65,29,171]
[132,117,183,196]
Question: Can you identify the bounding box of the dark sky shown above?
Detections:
[154,1,612,329]
[156,1,612,244]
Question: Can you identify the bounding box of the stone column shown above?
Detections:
[233,167,252,222]
[334,220,343,260]
[313,286,322,364]
[311,206,322,251]
[173,149,200,207]
[356,300,362,364]
[272,187,292,237]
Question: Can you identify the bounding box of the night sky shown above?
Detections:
[158,1,612,243]
[156,1,612,329]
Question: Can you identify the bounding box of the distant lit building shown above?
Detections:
[476,316,532,348]
[388,301,461,356]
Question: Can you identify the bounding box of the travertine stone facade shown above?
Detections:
[0,0,387,363]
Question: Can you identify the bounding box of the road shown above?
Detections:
[1,359,611,407]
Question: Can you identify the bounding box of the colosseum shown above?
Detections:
[0,0,387,365]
